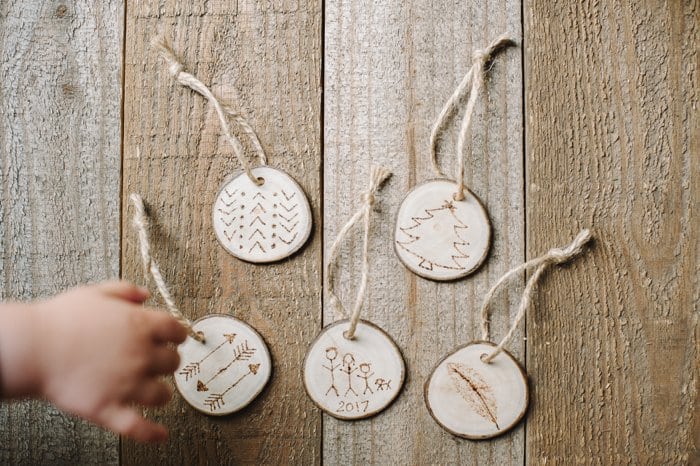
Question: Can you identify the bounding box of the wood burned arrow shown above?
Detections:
[204,363,261,412]
[197,340,256,392]
[178,333,236,381]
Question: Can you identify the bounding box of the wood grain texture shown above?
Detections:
[0,1,122,464]
[525,0,699,463]
[121,1,322,464]
[324,1,524,464]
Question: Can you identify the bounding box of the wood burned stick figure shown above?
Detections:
[375,378,392,391]
[340,353,358,397]
[322,347,341,396]
[357,363,375,395]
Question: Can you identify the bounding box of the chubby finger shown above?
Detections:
[146,311,188,344]
[130,379,173,407]
[96,280,150,304]
[148,346,181,375]
[100,405,168,443]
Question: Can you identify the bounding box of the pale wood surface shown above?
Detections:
[174,315,272,416]
[394,180,492,281]
[212,166,314,263]
[525,0,699,464]
[425,342,529,440]
[303,320,405,420]
[0,1,123,464]
[120,0,322,464]
[323,1,524,464]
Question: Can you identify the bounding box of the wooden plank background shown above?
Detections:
[323,1,524,464]
[0,1,123,464]
[0,0,697,465]
[120,0,322,464]
[525,1,699,463]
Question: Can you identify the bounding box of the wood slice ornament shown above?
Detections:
[304,319,404,420]
[303,167,406,420]
[130,194,271,416]
[425,341,527,439]
[174,314,271,415]
[394,34,516,281]
[213,166,312,263]
[395,180,490,280]
[156,38,312,264]
[425,230,593,439]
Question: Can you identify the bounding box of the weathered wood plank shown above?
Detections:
[120,1,322,464]
[324,1,524,464]
[525,0,699,463]
[0,1,123,465]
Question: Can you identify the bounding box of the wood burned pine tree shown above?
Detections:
[395,201,471,271]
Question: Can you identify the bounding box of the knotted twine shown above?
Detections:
[479,229,592,363]
[429,33,516,201]
[130,193,205,343]
[153,36,267,186]
[326,166,392,340]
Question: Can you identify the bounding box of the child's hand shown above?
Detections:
[0,281,187,443]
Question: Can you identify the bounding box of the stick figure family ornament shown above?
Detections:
[321,348,393,398]
[133,33,594,442]
[303,167,405,420]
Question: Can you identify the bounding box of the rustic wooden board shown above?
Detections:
[0,1,123,464]
[324,1,524,464]
[2,0,696,463]
[120,1,322,464]
[525,0,699,463]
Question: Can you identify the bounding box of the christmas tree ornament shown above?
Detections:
[394,34,516,281]
[425,230,592,439]
[131,194,272,416]
[155,38,313,263]
[303,167,405,420]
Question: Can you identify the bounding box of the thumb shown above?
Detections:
[99,404,168,443]
[95,280,150,304]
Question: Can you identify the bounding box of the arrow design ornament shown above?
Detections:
[174,315,272,416]
[178,333,236,381]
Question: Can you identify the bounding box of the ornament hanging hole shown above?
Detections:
[342,330,356,341]
[256,177,265,186]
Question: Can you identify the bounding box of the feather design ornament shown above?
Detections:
[447,362,499,429]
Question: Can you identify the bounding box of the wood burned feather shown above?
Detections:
[447,362,499,429]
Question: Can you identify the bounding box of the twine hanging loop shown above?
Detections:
[326,166,392,340]
[153,36,267,186]
[130,193,205,343]
[429,33,516,201]
[479,229,593,363]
